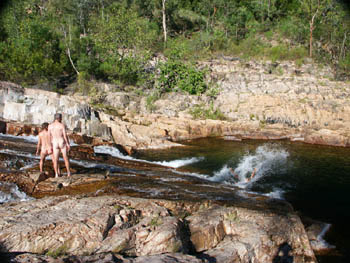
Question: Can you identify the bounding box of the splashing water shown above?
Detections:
[211,144,289,189]
[94,145,204,168]
[0,182,34,203]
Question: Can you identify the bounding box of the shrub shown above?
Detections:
[157,59,207,95]
[189,103,226,120]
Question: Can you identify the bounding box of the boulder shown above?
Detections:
[0,195,318,263]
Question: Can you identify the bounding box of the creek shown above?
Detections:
[135,138,350,263]
[0,134,349,263]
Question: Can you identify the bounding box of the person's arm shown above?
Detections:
[36,135,41,155]
[63,125,70,150]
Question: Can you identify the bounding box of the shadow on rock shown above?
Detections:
[273,242,294,263]
[198,253,217,263]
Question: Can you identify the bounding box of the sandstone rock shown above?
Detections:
[3,252,204,263]
[187,205,317,263]
[29,172,53,184]
[0,195,318,262]
[3,252,129,263]
[2,54,350,152]
[0,196,189,257]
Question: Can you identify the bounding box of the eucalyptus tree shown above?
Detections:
[297,0,334,57]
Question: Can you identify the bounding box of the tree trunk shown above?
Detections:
[162,0,167,43]
[63,25,79,76]
[309,23,313,58]
[340,32,347,59]
[309,0,320,58]
[309,9,318,58]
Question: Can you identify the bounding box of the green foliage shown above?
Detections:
[266,44,307,62]
[150,216,162,227]
[1,0,350,84]
[146,91,160,112]
[189,103,226,120]
[46,244,69,258]
[157,57,207,95]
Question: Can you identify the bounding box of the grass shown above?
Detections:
[150,216,163,227]
[189,103,226,120]
[225,211,239,222]
[146,91,160,112]
[46,244,69,258]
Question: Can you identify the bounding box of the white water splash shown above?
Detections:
[94,145,135,160]
[213,144,289,186]
[94,145,204,168]
[0,182,34,203]
[316,224,336,250]
[0,133,38,143]
[154,157,205,168]
[0,149,40,160]
[0,134,77,146]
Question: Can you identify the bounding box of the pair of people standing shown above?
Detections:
[36,113,71,177]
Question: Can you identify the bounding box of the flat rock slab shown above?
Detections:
[0,195,317,263]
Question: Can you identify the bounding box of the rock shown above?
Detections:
[187,205,317,263]
[2,252,129,263]
[2,54,350,152]
[132,253,203,263]
[0,82,112,141]
[0,172,36,194]
[305,220,336,255]
[29,172,53,184]
[0,195,318,262]
[0,196,188,257]
[3,252,203,263]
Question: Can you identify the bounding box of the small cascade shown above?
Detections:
[94,145,204,168]
[0,182,34,203]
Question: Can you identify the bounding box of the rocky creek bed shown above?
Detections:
[0,134,336,263]
[0,59,348,262]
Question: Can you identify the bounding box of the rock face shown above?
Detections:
[0,81,111,141]
[1,57,350,152]
[0,195,317,263]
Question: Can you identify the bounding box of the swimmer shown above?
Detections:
[230,167,257,182]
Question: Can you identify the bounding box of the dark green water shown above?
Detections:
[135,138,350,263]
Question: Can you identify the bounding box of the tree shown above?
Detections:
[162,0,167,42]
[299,0,333,58]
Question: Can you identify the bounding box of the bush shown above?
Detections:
[189,103,226,120]
[157,59,207,95]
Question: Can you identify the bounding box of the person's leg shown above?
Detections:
[52,148,60,178]
[61,147,71,176]
[39,153,45,173]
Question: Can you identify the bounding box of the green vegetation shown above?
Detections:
[150,216,163,227]
[46,244,69,258]
[190,103,226,120]
[1,0,350,89]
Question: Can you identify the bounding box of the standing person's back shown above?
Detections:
[48,113,71,177]
[36,122,52,174]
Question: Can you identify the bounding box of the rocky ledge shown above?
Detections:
[1,58,350,154]
[0,192,317,263]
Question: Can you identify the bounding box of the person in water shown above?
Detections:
[48,113,71,177]
[230,167,257,182]
[36,122,53,174]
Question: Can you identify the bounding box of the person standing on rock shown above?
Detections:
[36,122,53,174]
[48,113,71,177]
